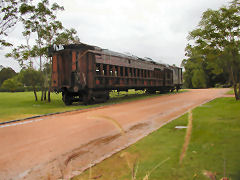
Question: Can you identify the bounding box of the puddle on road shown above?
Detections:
[128,122,148,131]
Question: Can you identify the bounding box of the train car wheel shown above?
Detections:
[146,89,156,94]
[63,93,72,105]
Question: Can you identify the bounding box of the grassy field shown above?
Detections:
[0,90,183,123]
[73,97,240,180]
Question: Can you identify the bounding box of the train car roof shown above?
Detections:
[48,42,178,70]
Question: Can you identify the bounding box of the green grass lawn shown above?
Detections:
[73,97,240,180]
[0,90,184,123]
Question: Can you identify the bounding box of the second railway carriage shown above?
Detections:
[49,43,182,105]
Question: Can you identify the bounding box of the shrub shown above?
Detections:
[1,78,24,92]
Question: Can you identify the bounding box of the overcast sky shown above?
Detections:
[0,0,230,72]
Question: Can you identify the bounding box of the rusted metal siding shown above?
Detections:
[163,68,173,86]
[95,53,164,71]
[50,43,182,94]
[94,63,166,89]
[52,55,58,88]
[77,50,87,88]
[87,53,95,89]
[61,52,72,86]
[58,54,63,87]
[72,51,76,71]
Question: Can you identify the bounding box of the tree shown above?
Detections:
[19,0,66,69]
[54,28,80,45]
[18,68,43,101]
[6,0,80,102]
[1,76,23,92]
[192,69,207,88]
[182,0,240,100]
[0,0,18,47]
[0,67,16,86]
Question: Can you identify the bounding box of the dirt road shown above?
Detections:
[0,89,228,179]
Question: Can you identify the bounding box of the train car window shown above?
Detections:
[112,66,116,77]
[96,63,101,75]
[115,66,118,77]
[167,72,169,79]
[125,67,128,76]
[103,64,107,76]
[120,67,123,76]
[110,65,113,76]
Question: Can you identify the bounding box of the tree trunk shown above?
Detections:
[233,84,239,100]
[238,77,240,98]
[41,89,44,101]
[44,90,46,101]
[48,56,52,103]
[33,88,38,101]
[230,65,239,100]
[48,88,51,102]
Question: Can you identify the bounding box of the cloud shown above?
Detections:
[0,0,229,71]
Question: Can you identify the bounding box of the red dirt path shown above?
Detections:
[0,89,229,179]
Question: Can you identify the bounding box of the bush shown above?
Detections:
[1,78,24,92]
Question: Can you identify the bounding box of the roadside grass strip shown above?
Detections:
[73,97,240,180]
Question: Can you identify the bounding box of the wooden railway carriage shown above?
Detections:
[49,43,182,105]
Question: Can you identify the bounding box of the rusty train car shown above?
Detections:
[49,43,182,105]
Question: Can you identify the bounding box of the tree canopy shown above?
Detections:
[0,67,16,86]
[0,0,18,47]
[182,0,240,100]
[4,0,80,101]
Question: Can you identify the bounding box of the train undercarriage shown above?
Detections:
[61,85,181,105]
